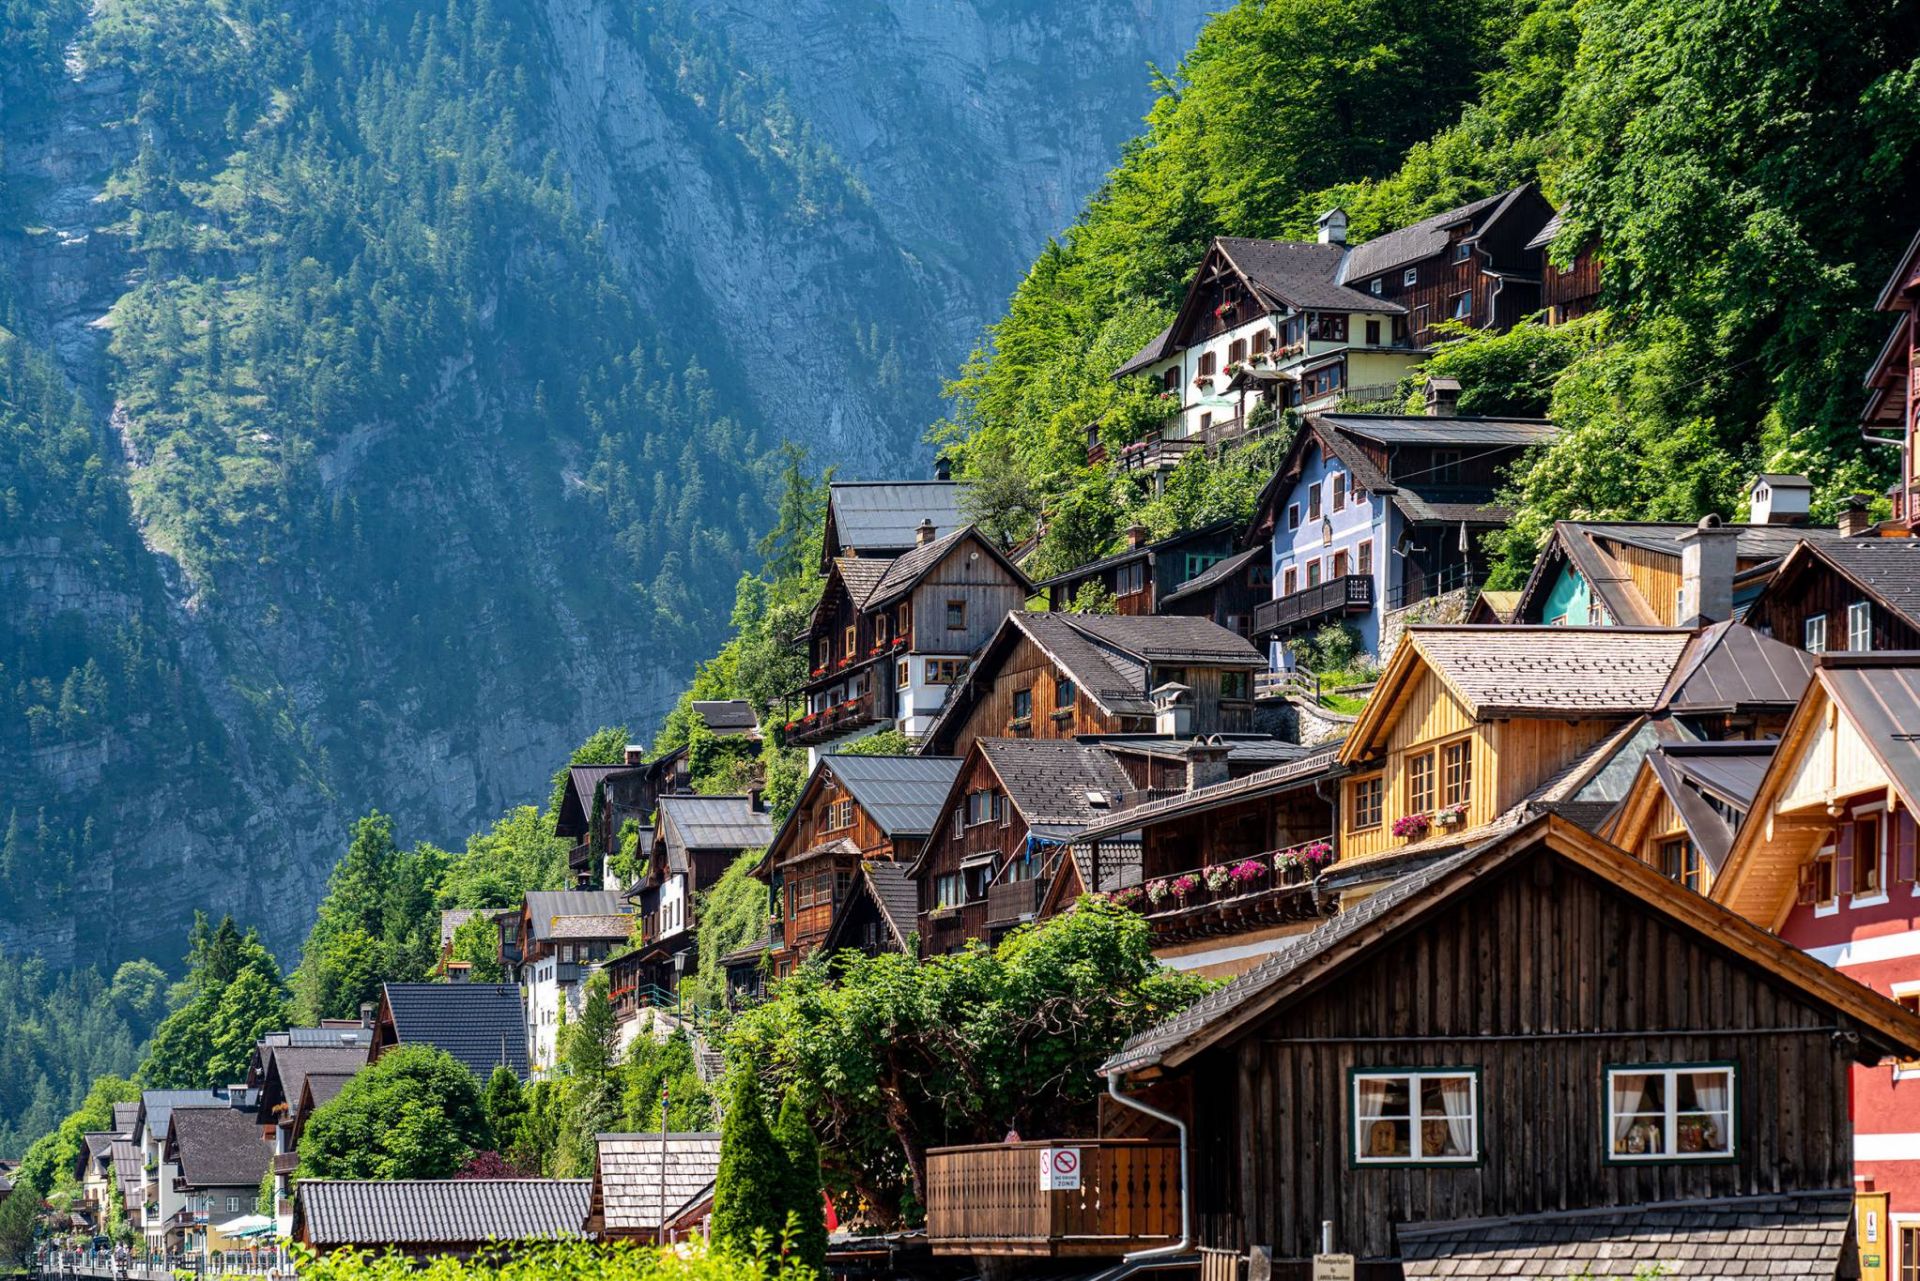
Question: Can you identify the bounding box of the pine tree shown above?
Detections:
[480,1065,528,1152]
[712,1070,787,1257]
[774,1088,827,1273]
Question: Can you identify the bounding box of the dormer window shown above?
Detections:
[1370,278,1383,296]
[1403,267,1418,286]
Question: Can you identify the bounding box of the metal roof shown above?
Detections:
[1821,655,1920,811]
[1644,741,1775,873]
[1087,735,1310,766]
[657,795,773,852]
[284,1025,373,1048]
[1316,414,1558,448]
[1656,620,1813,714]
[826,481,965,554]
[1062,613,1267,666]
[1030,521,1236,590]
[298,1178,591,1246]
[141,1090,228,1144]
[820,754,964,836]
[381,983,529,1080]
[111,1102,139,1135]
[690,700,757,733]
[1336,189,1511,283]
[593,1134,722,1233]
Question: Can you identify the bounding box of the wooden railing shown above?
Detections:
[986,876,1044,927]
[1253,573,1373,638]
[925,1139,1180,1257]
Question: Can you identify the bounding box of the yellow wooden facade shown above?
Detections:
[1601,762,1714,894]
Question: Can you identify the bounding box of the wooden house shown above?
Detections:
[586,1133,722,1244]
[1510,511,1842,629]
[1528,211,1603,324]
[790,523,1030,756]
[501,890,631,1074]
[1711,653,1920,1264]
[909,738,1133,958]
[1156,546,1271,639]
[756,753,960,979]
[1741,537,1920,655]
[919,612,1266,759]
[1332,626,1690,874]
[616,796,770,1012]
[1244,412,1558,656]
[1600,739,1775,898]
[1086,733,1312,798]
[949,815,1920,1276]
[1863,227,1919,527]
[1050,744,1343,979]
[1033,520,1239,617]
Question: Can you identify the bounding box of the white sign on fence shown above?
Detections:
[1311,1254,1355,1281]
[1037,1146,1082,1191]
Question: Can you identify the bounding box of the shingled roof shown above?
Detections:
[111,1102,139,1136]
[523,891,628,941]
[380,983,529,1080]
[1762,536,1920,628]
[977,739,1134,835]
[690,700,757,735]
[297,1178,590,1247]
[591,1134,722,1234]
[140,1090,228,1145]
[1398,625,1691,719]
[260,1044,369,1116]
[1072,742,1344,845]
[168,1106,270,1189]
[1336,189,1511,283]
[1220,237,1400,314]
[832,556,891,609]
[1397,1190,1853,1279]
[657,795,772,851]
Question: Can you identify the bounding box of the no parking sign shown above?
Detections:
[1038,1146,1081,1191]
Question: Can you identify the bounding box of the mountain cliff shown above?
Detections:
[0,0,1212,969]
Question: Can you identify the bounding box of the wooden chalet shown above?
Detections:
[615,796,770,1013]
[919,612,1266,759]
[909,738,1133,957]
[1086,733,1312,796]
[1528,211,1603,324]
[939,816,1920,1277]
[1742,537,1920,655]
[1332,626,1691,875]
[1709,653,1920,1266]
[791,523,1030,754]
[1864,227,1919,528]
[755,753,961,979]
[1156,545,1271,639]
[586,1133,722,1244]
[1051,744,1343,979]
[1510,510,1844,629]
[1600,739,1776,898]
[1033,520,1240,617]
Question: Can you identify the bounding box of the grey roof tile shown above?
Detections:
[593,1134,722,1233]
[381,983,529,1080]
[1337,189,1511,283]
[524,891,628,941]
[298,1178,591,1247]
[141,1090,228,1145]
[657,795,773,852]
[1408,626,1692,717]
[978,739,1134,827]
[1793,537,1920,626]
[690,700,758,734]
[168,1106,271,1189]
[1060,613,1267,667]
[827,482,966,554]
[1160,546,1263,605]
[820,754,964,837]
[1072,743,1344,845]
[860,861,920,947]
[1219,237,1401,314]
[1318,414,1558,449]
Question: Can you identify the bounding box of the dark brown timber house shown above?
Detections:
[925,817,1920,1277]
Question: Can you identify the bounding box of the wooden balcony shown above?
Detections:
[786,690,887,747]
[986,876,1043,927]
[1252,574,1373,639]
[1116,433,1200,475]
[925,1139,1180,1257]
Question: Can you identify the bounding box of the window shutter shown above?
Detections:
[1836,822,1853,896]
[1797,864,1817,906]
[1899,813,1917,883]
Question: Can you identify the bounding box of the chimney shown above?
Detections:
[748,786,767,813]
[624,743,645,765]
[1423,377,1461,418]
[1153,683,1193,738]
[1839,493,1875,538]
[915,518,936,547]
[933,454,953,481]
[1677,514,1739,626]
[1747,474,1812,526]
[359,1001,375,1029]
[1184,737,1232,793]
[446,962,471,984]
[1316,208,1348,246]
[1125,523,1150,550]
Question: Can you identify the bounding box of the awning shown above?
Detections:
[960,851,998,870]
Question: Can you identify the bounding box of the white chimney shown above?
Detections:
[1153,683,1193,738]
[1677,514,1739,626]
[1316,208,1348,245]
[1424,377,1461,418]
[1747,474,1812,526]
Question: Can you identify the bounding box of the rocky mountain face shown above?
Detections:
[0,0,1209,969]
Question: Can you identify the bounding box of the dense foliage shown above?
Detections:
[296,1239,817,1281]
[0,952,164,1157]
[726,899,1210,1223]
[713,1075,823,1268]
[298,1045,491,1181]
[139,914,292,1089]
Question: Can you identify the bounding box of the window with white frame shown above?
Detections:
[1848,600,1872,651]
[1353,1069,1478,1163]
[1606,1064,1733,1160]
[1403,267,1418,286]
[1805,614,1827,653]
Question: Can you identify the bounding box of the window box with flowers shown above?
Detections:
[1299,840,1334,870]
[1171,873,1199,902]
[1193,376,1216,392]
[1435,802,1469,828]
[1228,859,1268,889]
[1393,813,1431,839]
[1274,849,1304,882]
[1146,879,1172,907]
[811,665,827,678]
[1203,865,1231,893]
[1110,886,1144,911]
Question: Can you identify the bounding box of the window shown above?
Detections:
[817,640,830,668]
[1441,740,1472,808]
[897,658,910,688]
[1432,450,1462,484]
[897,602,910,634]
[1849,601,1873,651]
[827,798,856,831]
[927,658,965,684]
[966,789,1003,826]
[1660,836,1705,894]
[1307,312,1347,342]
[1357,539,1373,574]
[1350,775,1384,831]
[1365,319,1381,346]
[843,624,857,656]
[1805,614,1828,653]
[1196,351,1216,378]
[1185,553,1224,580]
[1287,503,1302,531]
[1332,472,1347,512]
[1370,278,1383,296]
[1055,679,1077,710]
[1221,670,1250,701]
[1228,338,1247,364]
[1306,559,1323,588]
[1606,1064,1734,1161]
[1333,549,1350,578]
[1353,1070,1478,1164]
[1406,752,1435,816]
[1455,241,1471,262]
[1162,367,1180,394]
[1012,688,1033,723]
[934,872,964,908]
[1403,267,1418,287]
[1282,567,1298,596]
[946,599,967,630]
[1200,411,1213,433]
[875,615,889,644]
[1118,561,1148,595]
[1451,291,1471,320]
[1898,994,1920,1073]
[1855,812,1884,898]
[1804,848,1837,909]
[1308,483,1323,520]
[228,1197,243,1214]
[1252,330,1271,355]
[950,809,963,840]
[1157,667,1188,688]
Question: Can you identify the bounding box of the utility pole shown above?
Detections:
[657,1085,670,1247]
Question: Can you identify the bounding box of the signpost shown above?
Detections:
[1037,1147,1081,1192]
[1311,1254,1355,1281]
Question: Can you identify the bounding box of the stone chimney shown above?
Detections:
[446,962,471,984]
[1747,474,1812,526]
[1423,377,1461,418]
[1153,683,1193,738]
[915,518,936,547]
[1125,523,1151,550]
[1184,736,1232,793]
[624,743,645,765]
[1839,493,1875,538]
[1316,208,1348,246]
[1677,514,1739,626]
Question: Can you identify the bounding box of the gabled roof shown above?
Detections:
[1615,740,1775,874]
[1336,188,1513,284]
[109,1141,140,1190]
[824,481,965,563]
[1071,743,1344,845]
[553,763,643,838]
[1104,816,1920,1077]
[821,754,964,836]
[657,795,772,852]
[380,983,529,1080]
[259,1044,369,1116]
[592,1134,722,1234]
[523,890,628,941]
[823,861,920,954]
[141,1090,228,1145]
[1031,520,1236,590]
[297,1178,591,1246]
[547,914,634,941]
[299,1072,356,1118]
[1216,237,1400,314]
[1874,225,1920,312]
[864,525,1031,608]
[1749,537,1920,631]
[1654,619,1814,715]
[1398,1190,1852,1279]
[1522,210,1564,252]
[283,1025,373,1048]
[1317,413,1558,449]
[690,700,757,734]
[1159,546,1262,606]
[831,556,890,608]
[167,1106,270,1189]
[111,1102,140,1136]
[976,739,1134,833]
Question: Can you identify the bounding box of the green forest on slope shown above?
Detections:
[940,0,1920,582]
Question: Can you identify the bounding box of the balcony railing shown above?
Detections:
[986,877,1044,927]
[784,692,885,747]
[1252,574,1373,639]
[1116,433,1200,474]
[1383,562,1475,611]
[1107,840,1336,920]
[925,1139,1180,1257]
